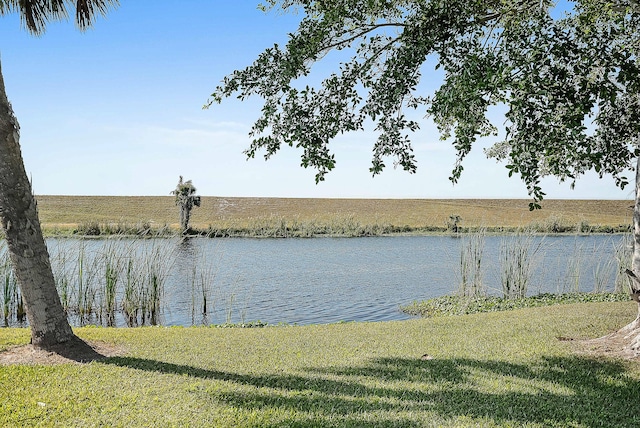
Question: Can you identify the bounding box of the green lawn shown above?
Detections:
[1,301,639,427]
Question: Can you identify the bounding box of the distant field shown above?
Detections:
[34,195,633,234]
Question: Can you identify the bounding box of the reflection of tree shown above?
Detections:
[172,237,212,325]
[175,235,196,256]
[171,176,201,233]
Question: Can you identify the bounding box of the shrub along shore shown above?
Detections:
[32,196,633,237]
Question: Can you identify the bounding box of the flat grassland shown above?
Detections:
[35,195,632,232]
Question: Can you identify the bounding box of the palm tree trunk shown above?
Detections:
[0,59,75,348]
[180,205,189,232]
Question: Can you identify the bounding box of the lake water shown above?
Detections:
[36,234,629,327]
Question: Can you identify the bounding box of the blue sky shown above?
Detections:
[0,1,632,199]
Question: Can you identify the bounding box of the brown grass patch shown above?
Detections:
[574,332,640,361]
[35,196,632,232]
[0,337,126,366]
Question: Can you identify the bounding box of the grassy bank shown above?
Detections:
[401,292,632,318]
[1,301,639,427]
[34,196,633,236]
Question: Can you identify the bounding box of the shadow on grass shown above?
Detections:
[103,355,640,427]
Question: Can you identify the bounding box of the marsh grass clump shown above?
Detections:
[457,229,486,298]
[74,221,102,236]
[122,257,140,326]
[0,261,12,324]
[592,238,619,294]
[99,240,124,326]
[119,240,173,326]
[101,221,156,237]
[211,214,399,238]
[614,233,633,293]
[499,229,542,299]
[563,248,583,293]
[49,239,96,322]
[554,237,623,295]
[0,244,20,325]
[67,239,100,320]
[585,234,633,294]
[441,232,628,317]
[2,235,245,327]
[44,238,175,327]
[187,248,219,325]
[530,215,574,234]
[73,220,174,237]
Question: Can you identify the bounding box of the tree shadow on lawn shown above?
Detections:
[103,355,640,427]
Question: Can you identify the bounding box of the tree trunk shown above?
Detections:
[0,59,76,348]
[180,205,190,232]
[618,156,640,354]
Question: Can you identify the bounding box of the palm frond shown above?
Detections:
[0,1,14,14]
[1,0,118,35]
[74,0,119,30]
[19,0,67,35]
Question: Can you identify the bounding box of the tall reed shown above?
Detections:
[499,229,542,299]
[44,237,175,327]
[51,244,71,313]
[0,248,10,322]
[49,239,97,323]
[116,239,172,326]
[225,293,236,324]
[139,241,173,325]
[586,234,633,294]
[560,242,583,293]
[614,233,633,293]
[593,257,616,293]
[189,251,218,324]
[122,257,140,326]
[457,229,486,298]
[76,240,101,320]
[99,240,124,326]
[172,238,227,325]
[586,237,615,293]
[0,245,17,324]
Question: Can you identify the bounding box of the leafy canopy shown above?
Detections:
[208,0,640,208]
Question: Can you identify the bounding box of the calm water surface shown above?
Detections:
[90,234,627,326]
[2,234,622,327]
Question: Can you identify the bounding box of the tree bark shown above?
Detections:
[180,204,190,232]
[619,156,640,353]
[0,59,75,348]
[630,156,640,309]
